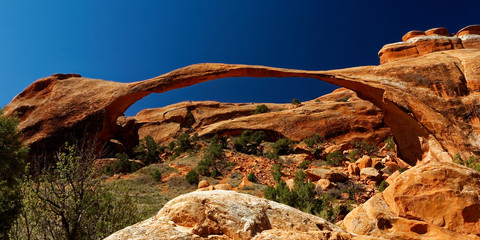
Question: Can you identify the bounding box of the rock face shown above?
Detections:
[104,190,359,240]
[379,25,480,64]
[129,88,389,145]
[341,162,480,239]
[5,25,480,165]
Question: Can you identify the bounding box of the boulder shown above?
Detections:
[355,155,372,169]
[198,180,209,189]
[360,167,381,182]
[105,190,359,240]
[342,162,480,239]
[306,168,348,182]
[315,179,332,191]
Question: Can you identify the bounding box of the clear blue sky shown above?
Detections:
[1,1,479,116]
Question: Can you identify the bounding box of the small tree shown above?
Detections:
[0,110,28,238]
[10,142,139,240]
[134,135,162,165]
[255,104,269,114]
[291,99,301,105]
[273,138,292,155]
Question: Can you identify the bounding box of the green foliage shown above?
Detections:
[264,168,335,217]
[271,164,283,184]
[291,99,301,105]
[335,96,350,102]
[265,150,279,161]
[210,169,218,178]
[384,136,396,151]
[10,142,139,240]
[453,153,480,172]
[304,133,324,148]
[298,160,311,169]
[255,104,269,114]
[108,153,139,174]
[378,180,389,192]
[134,135,162,165]
[273,138,292,155]
[346,149,360,162]
[151,169,162,182]
[176,133,192,153]
[186,170,199,185]
[351,140,378,156]
[0,110,28,238]
[234,130,266,155]
[326,150,344,166]
[247,172,257,183]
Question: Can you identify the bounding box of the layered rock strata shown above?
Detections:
[127,88,389,145]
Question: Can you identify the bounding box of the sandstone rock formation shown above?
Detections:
[341,162,480,239]
[379,25,480,64]
[5,25,480,166]
[128,88,389,145]
[104,190,367,240]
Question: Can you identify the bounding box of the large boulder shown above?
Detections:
[341,162,480,239]
[104,190,366,240]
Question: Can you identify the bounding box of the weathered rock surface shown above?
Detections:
[341,162,480,239]
[130,88,389,145]
[5,25,480,166]
[379,25,480,64]
[104,190,363,240]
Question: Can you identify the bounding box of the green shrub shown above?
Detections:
[134,135,162,165]
[152,169,162,182]
[0,110,28,238]
[255,104,269,114]
[346,149,360,162]
[11,142,139,240]
[265,150,279,161]
[175,133,192,153]
[112,153,140,174]
[291,99,301,105]
[210,169,218,178]
[378,180,389,192]
[326,150,344,166]
[384,136,395,151]
[453,153,480,172]
[247,172,257,182]
[196,159,212,176]
[186,170,199,185]
[271,164,283,184]
[298,160,311,169]
[304,133,324,148]
[273,138,292,155]
[234,130,266,155]
[351,140,378,156]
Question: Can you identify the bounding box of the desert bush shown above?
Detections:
[326,150,344,166]
[108,153,140,174]
[304,133,324,148]
[255,104,269,114]
[453,153,480,172]
[351,140,378,156]
[134,135,162,165]
[378,180,389,192]
[273,138,292,155]
[298,160,311,169]
[247,172,257,182]
[10,142,139,240]
[234,130,266,155]
[186,170,199,185]
[291,99,301,105]
[384,136,395,151]
[152,169,162,182]
[0,110,28,238]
